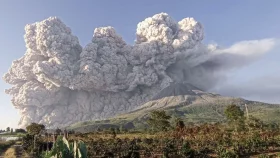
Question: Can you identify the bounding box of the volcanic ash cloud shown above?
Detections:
[3,13,276,128]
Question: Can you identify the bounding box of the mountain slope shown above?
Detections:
[68,83,280,132]
[152,82,202,100]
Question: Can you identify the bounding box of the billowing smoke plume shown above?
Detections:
[3,13,276,128]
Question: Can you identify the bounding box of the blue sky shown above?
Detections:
[0,0,279,129]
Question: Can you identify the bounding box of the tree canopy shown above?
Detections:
[15,128,26,133]
[224,105,244,122]
[26,123,45,135]
[147,110,171,131]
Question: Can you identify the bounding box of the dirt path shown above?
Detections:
[0,146,16,158]
[0,145,32,158]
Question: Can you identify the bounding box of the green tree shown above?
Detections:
[6,127,10,132]
[224,105,244,122]
[11,128,13,133]
[25,123,45,156]
[224,105,245,131]
[26,123,45,136]
[147,110,171,131]
[15,128,26,133]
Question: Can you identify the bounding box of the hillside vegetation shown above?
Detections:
[68,95,280,133]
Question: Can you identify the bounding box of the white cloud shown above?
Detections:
[217,38,277,56]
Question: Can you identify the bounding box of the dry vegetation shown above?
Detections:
[3,147,16,158]
[66,124,280,157]
[19,105,280,157]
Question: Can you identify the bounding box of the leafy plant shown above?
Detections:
[43,136,87,158]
